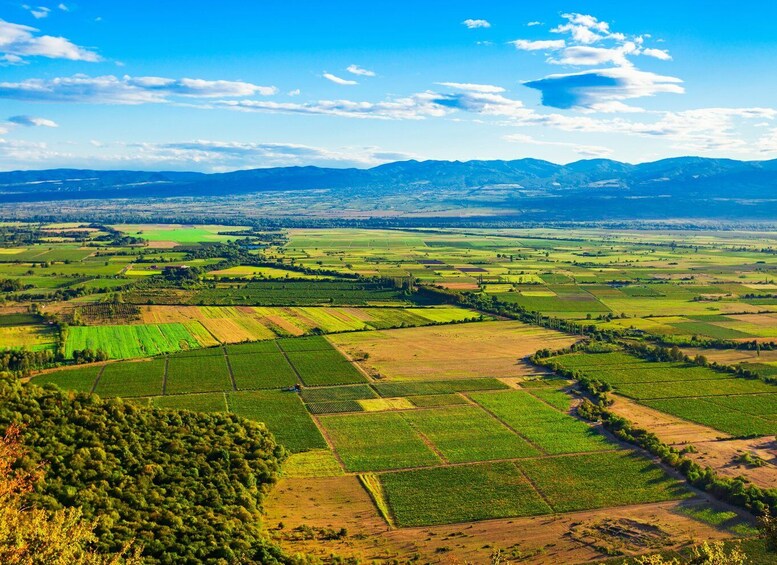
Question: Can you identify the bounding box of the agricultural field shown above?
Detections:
[329,320,579,380]
[137,304,480,342]
[0,313,58,351]
[6,224,777,564]
[548,350,777,437]
[63,322,202,359]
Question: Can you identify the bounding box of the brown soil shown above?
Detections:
[263,476,737,564]
[328,321,579,380]
[609,394,777,489]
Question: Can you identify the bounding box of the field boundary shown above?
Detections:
[274,340,304,385]
[326,337,375,382]
[306,411,347,470]
[398,413,450,465]
[511,461,556,514]
[162,356,169,395]
[358,473,395,528]
[223,346,237,391]
[460,392,549,456]
[89,365,107,394]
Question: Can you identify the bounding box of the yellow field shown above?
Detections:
[328,320,579,380]
[138,305,482,344]
[207,266,331,280]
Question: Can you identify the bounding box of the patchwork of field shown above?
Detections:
[329,321,579,380]
[112,223,251,244]
[63,323,203,359]
[548,351,777,437]
[8,224,777,561]
[377,451,690,527]
[138,305,482,342]
[0,313,58,351]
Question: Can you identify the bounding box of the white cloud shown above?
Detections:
[527,21,543,27]
[7,115,58,127]
[145,140,412,168]
[551,13,612,44]
[436,82,505,93]
[346,64,375,77]
[219,92,452,120]
[0,74,278,103]
[323,72,358,86]
[0,139,415,171]
[503,133,612,157]
[642,47,672,60]
[524,67,684,109]
[549,43,639,66]
[28,6,51,19]
[58,3,69,11]
[288,88,301,96]
[0,19,100,62]
[462,19,491,29]
[511,39,565,51]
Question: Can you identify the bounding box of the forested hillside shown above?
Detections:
[0,377,292,564]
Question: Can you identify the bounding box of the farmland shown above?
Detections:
[3,223,777,564]
[546,349,777,437]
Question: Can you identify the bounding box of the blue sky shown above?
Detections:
[2,0,777,171]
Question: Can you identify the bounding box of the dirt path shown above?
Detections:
[263,475,739,565]
[609,393,777,489]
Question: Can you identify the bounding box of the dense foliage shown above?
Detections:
[0,377,293,564]
[0,425,143,564]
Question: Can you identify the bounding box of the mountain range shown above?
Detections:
[1,157,776,221]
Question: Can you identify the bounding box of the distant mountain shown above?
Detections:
[1,157,777,220]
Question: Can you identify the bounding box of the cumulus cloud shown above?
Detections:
[0,74,278,103]
[346,64,375,77]
[515,13,679,110]
[511,39,565,51]
[524,67,683,109]
[8,114,58,127]
[462,19,490,29]
[0,19,100,63]
[642,47,671,60]
[323,72,358,85]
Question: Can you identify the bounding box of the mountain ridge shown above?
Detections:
[1,157,776,221]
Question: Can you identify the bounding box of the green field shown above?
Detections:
[517,451,691,513]
[165,353,232,394]
[644,398,777,436]
[227,345,298,389]
[402,405,540,463]
[470,390,613,454]
[372,378,509,397]
[318,412,441,471]
[227,390,327,452]
[379,462,551,526]
[94,359,165,397]
[32,365,101,393]
[64,323,201,359]
[548,350,777,436]
[378,451,689,526]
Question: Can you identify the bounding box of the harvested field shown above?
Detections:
[329,321,578,380]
